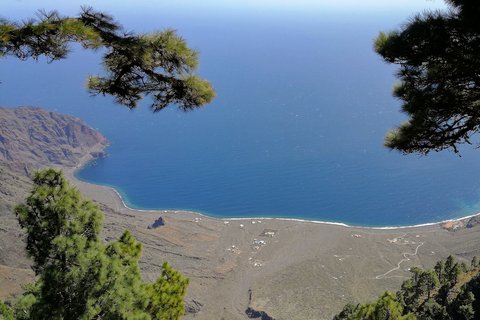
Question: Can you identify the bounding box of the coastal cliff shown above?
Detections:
[0,106,107,176]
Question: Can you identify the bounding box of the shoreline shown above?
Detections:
[71,149,480,230]
[98,185,480,230]
[62,144,480,320]
[6,108,480,320]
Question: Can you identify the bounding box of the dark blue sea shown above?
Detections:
[2,3,480,226]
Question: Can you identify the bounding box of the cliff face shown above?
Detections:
[0,106,108,174]
[0,106,108,207]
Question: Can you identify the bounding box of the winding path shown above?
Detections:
[375,242,425,280]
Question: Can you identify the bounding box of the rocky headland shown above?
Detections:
[0,106,107,175]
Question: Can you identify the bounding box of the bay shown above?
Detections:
[1,6,479,226]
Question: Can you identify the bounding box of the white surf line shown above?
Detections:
[110,185,480,229]
[375,242,425,280]
[72,166,480,230]
[108,185,480,230]
[223,214,480,230]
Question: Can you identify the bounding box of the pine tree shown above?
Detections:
[0,301,14,320]
[375,0,480,154]
[336,292,416,320]
[9,169,189,320]
[334,256,480,320]
[0,7,215,111]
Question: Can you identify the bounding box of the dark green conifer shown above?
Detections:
[375,0,480,154]
[0,7,215,112]
[334,255,480,320]
[9,169,188,320]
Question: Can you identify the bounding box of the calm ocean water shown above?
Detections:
[2,7,480,226]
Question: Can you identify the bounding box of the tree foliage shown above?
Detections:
[0,7,215,111]
[6,169,189,320]
[0,301,14,320]
[334,255,480,320]
[375,0,480,154]
[334,292,415,320]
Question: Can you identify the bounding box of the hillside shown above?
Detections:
[0,106,108,299]
[0,106,107,175]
